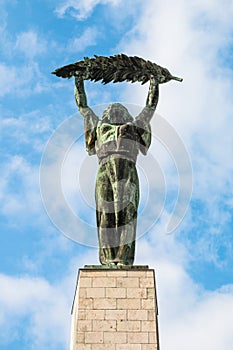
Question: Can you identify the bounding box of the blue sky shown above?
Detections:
[1,0,233,349]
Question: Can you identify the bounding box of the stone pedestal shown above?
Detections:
[70,266,160,350]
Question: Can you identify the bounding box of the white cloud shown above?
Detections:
[1,113,52,149]
[0,28,51,96]
[0,156,44,227]
[0,63,19,96]
[67,27,99,52]
[0,61,48,97]
[0,246,99,348]
[158,263,233,350]
[15,30,47,59]
[0,273,71,349]
[55,0,122,20]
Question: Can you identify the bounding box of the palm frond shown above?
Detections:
[52,54,182,85]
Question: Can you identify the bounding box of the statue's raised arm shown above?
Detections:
[74,75,99,156]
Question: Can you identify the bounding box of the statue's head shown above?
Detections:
[102,103,133,124]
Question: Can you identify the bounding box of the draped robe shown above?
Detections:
[81,105,154,265]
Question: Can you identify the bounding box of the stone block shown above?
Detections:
[93,277,116,287]
[104,331,127,344]
[117,320,140,332]
[128,332,149,344]
[78,277,92,288]
[117,298,141,310]
[93,320,116,332]
[93,298,116,310]
[140,277,154,288]
[81,270,107,277]
[117,277,139,288]
[148,310,156,321]
[141,298,155,310]
[106,287,126,298]
[78,298,93,309]
[127,309,148,321]
[127,287,147,298]
[77,320,92,332]
[127,332,149,344]
[141,321,156,332]
[85,332,103,344]
[86,310,105,320]
[105,309,127,320]
[86,287,105,298]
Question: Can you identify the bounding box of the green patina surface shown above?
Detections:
[83,265,150,270]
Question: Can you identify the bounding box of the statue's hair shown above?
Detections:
[102,103,133,124]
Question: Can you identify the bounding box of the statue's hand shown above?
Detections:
[146,75,159,110]
[150,75,157,85]
[74,71,83,85]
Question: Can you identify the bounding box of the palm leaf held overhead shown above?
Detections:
[51,54,183,85]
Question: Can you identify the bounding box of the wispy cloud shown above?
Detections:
[0,60,51,97]
[55,0,122,20]
[15,30,47,58]
[0,156,41,222]
[15,30,47,59]
[0,25,53,97]
[67,27,99,52]
[0,63,19,96]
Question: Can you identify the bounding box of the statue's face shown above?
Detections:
[102,103,133,124]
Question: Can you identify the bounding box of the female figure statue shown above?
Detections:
[74,76,159,266]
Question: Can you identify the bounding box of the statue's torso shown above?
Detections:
[95,122,139,163]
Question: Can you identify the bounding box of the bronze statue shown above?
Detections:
[52,55,182,266]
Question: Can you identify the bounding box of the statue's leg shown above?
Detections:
[116,202,138,265]
[95,162,118,265]
[108,159,139,265]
